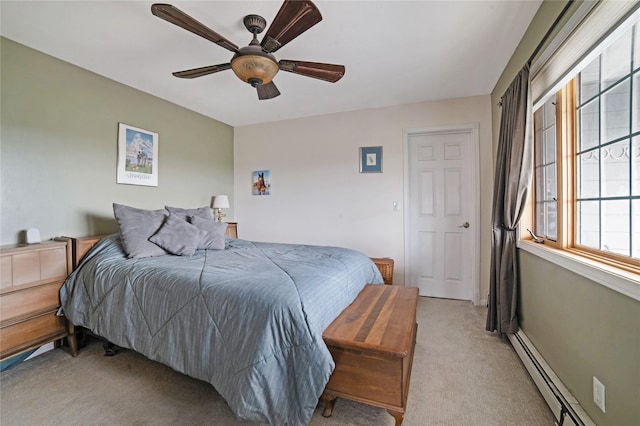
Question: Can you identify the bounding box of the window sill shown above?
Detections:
[518,240,640,302]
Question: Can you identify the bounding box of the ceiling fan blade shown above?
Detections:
[257,82,281,100]
[172,63,231,79]
[278,60,345,83]
[261,0,322,53]
[151,3,238,53]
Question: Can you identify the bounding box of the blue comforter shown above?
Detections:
[59,234,383,425]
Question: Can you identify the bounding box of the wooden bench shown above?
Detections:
[322,284,419,426]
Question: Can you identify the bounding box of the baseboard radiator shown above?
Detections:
[508,331,595,426]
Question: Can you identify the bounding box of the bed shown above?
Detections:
[59,210,383,425]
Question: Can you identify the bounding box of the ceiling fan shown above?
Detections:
[151,1,345,100]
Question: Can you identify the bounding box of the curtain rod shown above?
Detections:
[527,0,575,66]
[498,0,575,107]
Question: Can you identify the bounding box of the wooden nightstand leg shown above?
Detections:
[388,410,404,426]
[321,392,337,417]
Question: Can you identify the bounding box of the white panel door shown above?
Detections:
[407,129,475,300]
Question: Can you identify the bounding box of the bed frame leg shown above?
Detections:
[102,340,117,356]
[66,321,78,357]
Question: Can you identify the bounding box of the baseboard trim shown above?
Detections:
[509,331,595,426]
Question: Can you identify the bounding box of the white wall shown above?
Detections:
[234,95,492,297]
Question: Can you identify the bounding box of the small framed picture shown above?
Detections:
[359,146,383,173]
[117,123,159,186]
[252,170,271,195]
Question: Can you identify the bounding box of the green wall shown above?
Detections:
[519,252,640,425]
[491,2,640,425]
[1,37,234,245]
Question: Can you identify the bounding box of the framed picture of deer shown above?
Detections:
[252,170,271,195]
[116,123,159,186]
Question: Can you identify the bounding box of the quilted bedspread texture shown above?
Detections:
[59,234,383,425]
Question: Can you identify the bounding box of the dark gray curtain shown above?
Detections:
[486,63,532,335]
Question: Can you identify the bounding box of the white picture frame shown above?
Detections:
[116,123,159,187]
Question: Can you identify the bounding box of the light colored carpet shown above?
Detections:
[0,297,555,425]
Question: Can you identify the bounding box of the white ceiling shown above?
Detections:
[1,1,541,127]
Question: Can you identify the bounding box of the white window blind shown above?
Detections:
[531,0,640,110]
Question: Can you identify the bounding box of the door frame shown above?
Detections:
[403,123,481,305]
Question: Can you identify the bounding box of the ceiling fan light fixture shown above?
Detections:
[230,47,279,87]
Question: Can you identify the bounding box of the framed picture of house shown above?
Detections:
[359,146,383,173]
[116,123,159,186]
[252,170,271,195]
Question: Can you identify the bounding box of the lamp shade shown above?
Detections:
[212,195,230,209]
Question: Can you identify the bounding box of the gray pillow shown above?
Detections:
[113,203,168,258]
[165,206,212,221]
[149,214,200,256]
[189,216,227,250]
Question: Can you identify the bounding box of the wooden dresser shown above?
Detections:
[0,239,76,360]
[322,284,419,425]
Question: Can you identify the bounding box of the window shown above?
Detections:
[531,22,640,270]
[534,97,558,241]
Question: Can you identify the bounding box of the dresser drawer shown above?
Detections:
[0,311,66,359]
[0,239,73,360]
[0,281,63,324]
[1,245,68,290]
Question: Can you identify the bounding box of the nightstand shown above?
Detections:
[225,222,238,239]
[370,257,394,284]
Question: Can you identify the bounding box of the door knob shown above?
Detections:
[458,222,470,228]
